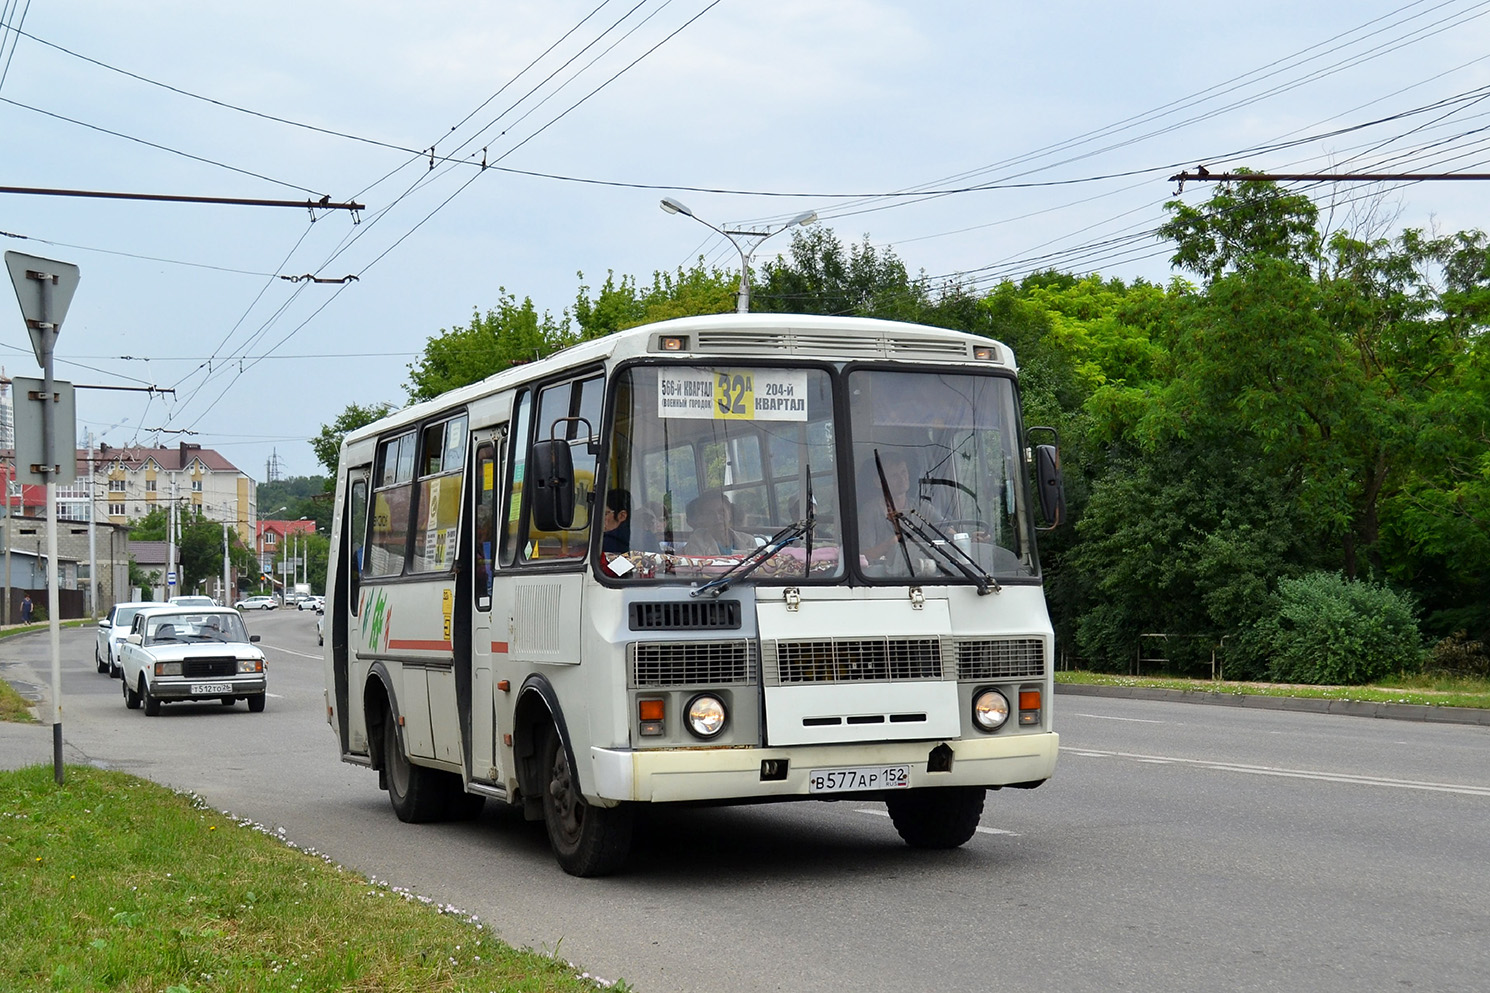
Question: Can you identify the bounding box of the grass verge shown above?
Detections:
[0,678,39,723]
[1056,670,1490,709]
[1,764,629,992]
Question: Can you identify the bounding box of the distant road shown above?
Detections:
[4,616,1488,992]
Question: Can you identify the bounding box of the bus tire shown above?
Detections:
[540,728,633,877]
[884,786,985,849]
[382,714,447,823]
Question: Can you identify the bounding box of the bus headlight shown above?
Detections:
[972,688,1010,732]
[685,694,727,739]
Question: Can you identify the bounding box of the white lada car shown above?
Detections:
[118,606,268,715]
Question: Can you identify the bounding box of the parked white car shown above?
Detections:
[297,595,324,611]
[95,601,164,677]
[118,606,268,715]
[233,595,277,611]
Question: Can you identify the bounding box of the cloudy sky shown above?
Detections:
[4,0,1489,482]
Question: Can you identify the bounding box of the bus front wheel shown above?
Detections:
[540,729,633,877]
[383,714,448,823]
[884,786,986,849]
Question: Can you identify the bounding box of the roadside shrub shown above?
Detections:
[1256,571,1422,685]
[1425,631,1490,678]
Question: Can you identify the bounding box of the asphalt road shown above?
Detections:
[3,613,1488,992]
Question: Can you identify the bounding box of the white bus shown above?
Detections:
[322,313,1066,876]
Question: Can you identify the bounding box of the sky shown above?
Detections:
[3,0,1490,483]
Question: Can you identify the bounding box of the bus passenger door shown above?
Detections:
[338,467,371,755]
[469,437,503,783]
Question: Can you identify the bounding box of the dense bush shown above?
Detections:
[1255,572,1422,685]
[1425,631,1489,678]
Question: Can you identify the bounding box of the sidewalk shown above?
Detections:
[1056,681,1490,727]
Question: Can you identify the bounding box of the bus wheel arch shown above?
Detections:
[513,677,634,877]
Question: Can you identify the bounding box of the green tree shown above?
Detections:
[312,403,395,475]
[406,292,574,401]
[753,227,929,320]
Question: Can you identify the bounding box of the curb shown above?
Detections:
[1056,681,1490,727]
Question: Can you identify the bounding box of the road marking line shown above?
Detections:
[1064,748,1490,797]
[1071,713,1168,723]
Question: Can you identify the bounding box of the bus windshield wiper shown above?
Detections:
[690,516,815,598]
[896,509,1000,596]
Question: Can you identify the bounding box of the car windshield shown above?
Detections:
[144,612,250,646]
[847,368,1039,582]
[600,364,843,583]
[113,606,145,628]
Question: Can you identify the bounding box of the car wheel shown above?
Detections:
[141,677,160,717]
[123,676,140,710]
[246,693,266,713]
[95,646,108,674]
[540,726,633,877]
[109,655,121,679]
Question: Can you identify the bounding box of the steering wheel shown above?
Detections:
[934,519,996,541]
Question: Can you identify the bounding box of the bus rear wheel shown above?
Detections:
[884,786,986,849]
[540,729,633,877]
[382,714,447,823]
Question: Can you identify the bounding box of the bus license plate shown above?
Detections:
[808,765,911,794]
[192,682,232,694]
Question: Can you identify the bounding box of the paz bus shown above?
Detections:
[322,313,1066,876]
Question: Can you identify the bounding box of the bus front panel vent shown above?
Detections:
[763,637,944,685]
[951,638,1046,680]
[629,600,742,631]
[629,640,757,688]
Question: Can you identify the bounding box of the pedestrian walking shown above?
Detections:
[20,594,34,623]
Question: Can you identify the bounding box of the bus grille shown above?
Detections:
[629,640,756,687]
[764,638,944,685]
[951,638,1046,679]
[629,600,741,631]
[182,657,237,678]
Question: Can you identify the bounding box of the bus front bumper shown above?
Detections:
[589,731,1059,804]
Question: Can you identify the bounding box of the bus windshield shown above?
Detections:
[848,368,1037,582]
[602,364,843,582]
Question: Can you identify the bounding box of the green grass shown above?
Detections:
[0,765,630,992]
[1056,670,1490,709]
[0,679,39,723]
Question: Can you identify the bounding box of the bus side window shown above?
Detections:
[473,442,497,610]
[522,374,603,563]
[500,392,530,567]
[348,475,368,614]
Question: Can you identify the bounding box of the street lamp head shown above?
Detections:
[789,210,817,228]
[659,197,692,217]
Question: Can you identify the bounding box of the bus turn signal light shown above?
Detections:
[1019,689,1042,726]
[639,698,665,736]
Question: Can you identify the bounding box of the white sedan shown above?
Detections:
[95,601,164,677]
[234,595,278,610]
[118,607,268,715]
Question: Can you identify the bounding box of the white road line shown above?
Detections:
[1071,713,1168,723]
[1063,748,1490,797]
[855,808,1019,836]
[265,646,320,660]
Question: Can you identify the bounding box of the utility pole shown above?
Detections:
[86,430,97,617]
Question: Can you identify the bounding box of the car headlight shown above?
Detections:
[154,661,182,677]
[685,694,727,739]
[972,688,1010,731]
[237,658,264,673]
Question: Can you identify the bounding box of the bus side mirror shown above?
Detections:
[531,438,576,531]
[1034,444,1066,530]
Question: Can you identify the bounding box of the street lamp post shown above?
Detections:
[659,198,816,313]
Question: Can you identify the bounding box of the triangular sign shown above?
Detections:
[5,251,80,365]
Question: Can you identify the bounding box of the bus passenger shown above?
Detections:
[602,489,632,555]
[683,489,756,556]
